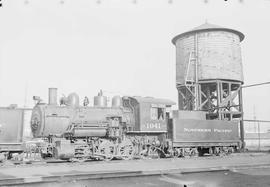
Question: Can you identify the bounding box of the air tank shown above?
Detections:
[94,90,107,107]
[112,96,122,108]
[172,22,245,85]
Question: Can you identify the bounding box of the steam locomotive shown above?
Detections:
[29,88,241,160]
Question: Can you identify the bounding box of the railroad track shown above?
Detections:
[0,151,266,169]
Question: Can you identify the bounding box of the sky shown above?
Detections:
[0,0,270,131]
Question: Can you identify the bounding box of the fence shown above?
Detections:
[244,120,270,151]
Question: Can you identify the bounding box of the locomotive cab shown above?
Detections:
[122,96,175,158]
[122,96,175,133]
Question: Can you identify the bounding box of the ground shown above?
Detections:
[1,152,270,186]
[24,167,270,187]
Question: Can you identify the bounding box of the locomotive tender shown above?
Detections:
[29,88,240,160]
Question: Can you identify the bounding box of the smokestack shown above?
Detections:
[48,88,57,105]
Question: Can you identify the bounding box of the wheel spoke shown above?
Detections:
[119,139,135,160]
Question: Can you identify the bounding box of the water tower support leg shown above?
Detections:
[239,87,245,150]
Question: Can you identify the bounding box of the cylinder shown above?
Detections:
[73,127,107,137]
[112,96,122,108]
[48,88,57,105]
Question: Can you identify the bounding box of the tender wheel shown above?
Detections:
[190,148,198,157]
[209,147,213,155]
[228,147,234,154]
[214,147,220,156]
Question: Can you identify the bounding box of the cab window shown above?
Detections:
[150,107,164,120]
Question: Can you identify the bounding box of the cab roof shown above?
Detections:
[131,96,175,106]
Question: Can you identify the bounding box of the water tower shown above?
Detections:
[172,22,245,121]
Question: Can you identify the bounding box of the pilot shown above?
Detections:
[83,96,89,106]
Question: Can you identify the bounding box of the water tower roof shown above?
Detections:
[191,22,223,30]
[172,22,245,44]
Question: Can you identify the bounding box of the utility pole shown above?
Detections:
[258,119,261,151]
[24,82,28,108]
[253,106,261,151]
